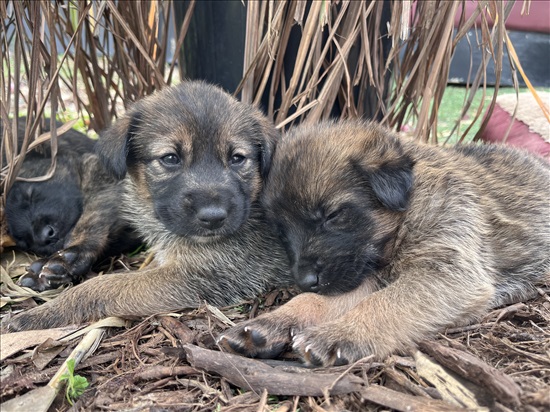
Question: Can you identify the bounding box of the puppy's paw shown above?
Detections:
[8,304,59,331]
[217,316,297,359]
[19,247,92,291]
[292,324,368,367]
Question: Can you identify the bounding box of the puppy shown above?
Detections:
[220,120,550,366]
[3,121,135,291]
[9,82,292,331]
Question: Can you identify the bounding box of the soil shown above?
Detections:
[1,250,549,412]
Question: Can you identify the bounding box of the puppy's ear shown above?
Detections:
[96,111,141,180]
[369,157,414,212]
[257,118,280,180]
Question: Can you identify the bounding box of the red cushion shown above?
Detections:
[481,105,550,160]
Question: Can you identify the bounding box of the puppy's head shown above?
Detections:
[97,81,279,241]
[6,158,83,256]
[263,120,414,295]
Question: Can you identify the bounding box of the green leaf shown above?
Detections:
[70,375,89,398]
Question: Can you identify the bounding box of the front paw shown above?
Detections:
[292,324,368,367]
[18,248,92,291]
[8,304,61,331]
[218,316,297,359]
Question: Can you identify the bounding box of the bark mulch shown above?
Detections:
[1,251,549,411]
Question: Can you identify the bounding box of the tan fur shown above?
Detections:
[220,120,550,366]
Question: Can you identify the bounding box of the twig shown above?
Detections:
[132,365,198,382]
[183,344,363,396]
[419,340,522,408]
[361,385,466,412]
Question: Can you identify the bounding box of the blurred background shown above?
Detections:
[1,0,549,204]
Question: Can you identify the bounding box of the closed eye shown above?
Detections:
[324,206,352,228]
[326,210,340,222]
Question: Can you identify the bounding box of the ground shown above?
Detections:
[0,250,549,411]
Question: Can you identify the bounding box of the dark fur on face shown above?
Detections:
[3,120,96,256]
[264,123,414,294]
[98,83,276,243]
[6,157,83,255]
[9,82,292,331]
[3,120,138,292]
[219,120,550,367]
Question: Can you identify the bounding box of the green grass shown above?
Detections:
[437,86,549,144]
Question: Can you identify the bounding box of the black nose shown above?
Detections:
[37,225,58,245]
[297,271,320,292]
[196,206,228,230]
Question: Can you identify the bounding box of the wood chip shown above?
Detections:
[419,340,522,408]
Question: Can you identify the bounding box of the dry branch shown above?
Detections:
[183,344,363,396]
[361,385,467,412]
[132,365,198,382]
[419,340,522,408]
[158,315,195,345]
[414,351,484,410]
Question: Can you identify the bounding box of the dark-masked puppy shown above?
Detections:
[9,81,292,331]
[3,122,136,291]
[219,120,550,366]
[7,156,85,257]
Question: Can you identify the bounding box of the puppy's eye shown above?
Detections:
[325,208,348,227]
[229,154,246,166]
[160,154,181,166]
[326,210,341,222]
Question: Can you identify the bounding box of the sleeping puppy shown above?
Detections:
[219,120,550,366]
[4,121,136,291]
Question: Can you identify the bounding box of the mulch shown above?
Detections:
[1,250,549,412]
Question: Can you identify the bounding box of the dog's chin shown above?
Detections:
[295,270,369,296]
[187,234,224,244]
[156,208,250,244]
[320,277,366,295]
[30,238,66,257]
[165,224,243,244]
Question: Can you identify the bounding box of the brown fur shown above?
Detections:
[8,82,292,331]
[219,120,550,366]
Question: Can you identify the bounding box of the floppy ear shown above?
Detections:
[369,157,415,212]
[256,118,280,180]
[96,111,141,180]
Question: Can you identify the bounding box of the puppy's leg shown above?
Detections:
[20,158,128,291]
[218,278,380,360]
[9,264,210,330]
[292,267,495,366]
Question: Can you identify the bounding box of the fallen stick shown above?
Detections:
[183,344,363,396]
[158,315,195,345]
[132,365,199,382]
[418,340,522,408]
[361,385,467,412]
[414,351,485,410]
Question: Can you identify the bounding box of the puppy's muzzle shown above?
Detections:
[35,224,59,246]
[295,259,325,292]
[196,205,228,230]
[184,187,235,232]
[297,271,320,292]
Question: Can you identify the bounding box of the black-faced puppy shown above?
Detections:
[9,81,292,331]
[220,120,550,366]
[7,156,85,257]
[4,122,135,291]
